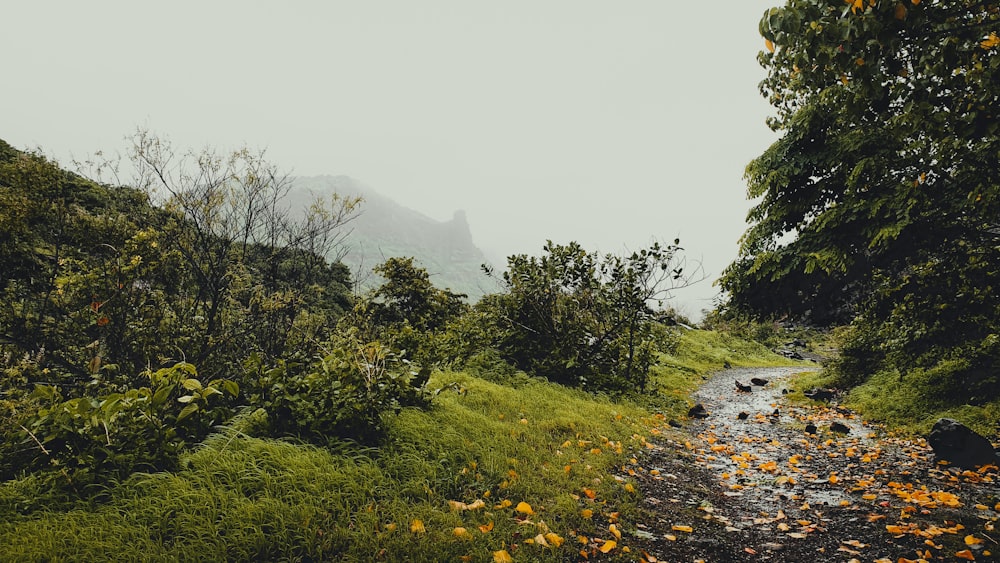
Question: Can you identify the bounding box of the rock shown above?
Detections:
[737,411,749,420]
[928,418,1000,468]
[804,388,836,402]
[723,361,732,369]
[668,419,682,428]
[735,380,752,392]
[776,349,805,360]
[750,377,768,386]
[688,403,709,419]
[830,421,850,434]
[804,423,817,435]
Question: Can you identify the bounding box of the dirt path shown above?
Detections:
[627,367,999,562]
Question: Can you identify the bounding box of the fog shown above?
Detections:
[3,1,781,318]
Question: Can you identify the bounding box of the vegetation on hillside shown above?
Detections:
[0,130,793,559]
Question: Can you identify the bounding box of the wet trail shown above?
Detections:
[630,367,999,562]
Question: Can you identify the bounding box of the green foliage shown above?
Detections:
[720,0,1000,403]
[244,334,430,444]
[344,256,469,367]
[2,363,236,495]
[0,328,789,561]
[483,240,697,392]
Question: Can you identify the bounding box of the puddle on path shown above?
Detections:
[688,367,861,518]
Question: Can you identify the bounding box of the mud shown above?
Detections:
[626,367,1000,562]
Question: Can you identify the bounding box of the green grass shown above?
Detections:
[0,329,794,561]
[787,365,1000,440]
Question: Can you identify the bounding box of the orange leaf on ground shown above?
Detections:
[955,549,976,560]
[600,540,617,553]
[671,525,693,533]
[493,550,513,563]
[516,501,534,515]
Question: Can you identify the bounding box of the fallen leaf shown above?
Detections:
[410,519,426,534]
[672,525,693,533]
[493,549,513,563]
[516,501,535,515]
[544,532,565,547]
[955,549,976,560]
[600,540,617,553]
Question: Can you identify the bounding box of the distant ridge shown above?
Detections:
[288,175,496,300]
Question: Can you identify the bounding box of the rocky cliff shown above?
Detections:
[288,175,495,300]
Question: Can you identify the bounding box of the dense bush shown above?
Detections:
[483,240,696,392]
[243,333,430,444]
[2,363,236,495]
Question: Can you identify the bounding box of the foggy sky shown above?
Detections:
[3,1,781,317]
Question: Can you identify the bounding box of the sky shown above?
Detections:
[3,1,781,318]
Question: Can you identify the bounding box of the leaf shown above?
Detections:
[671,525,693,533]
[479,521,494,533]
[453,527,471,538]
[177,403,199,422]
[493,550,513,563]
[955,550,976,560]
[544,532,565,547]
[181,378,203,391]
[965,535,984,546]
[765,39,776,53]
[410,519,426,534]
[515,501,534,515]
[981,32,1000,50]
[599,540,617,553]
[609,523,622,540]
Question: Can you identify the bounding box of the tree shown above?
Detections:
[123,129,361,369]
[485,240,699,392]
[720,1,1000,399]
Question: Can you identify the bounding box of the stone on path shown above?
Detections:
[688,403,709,419]
[829,421,850,434]
[804,423,817,435]
[927,418,1000,468]
[750,377,768,386]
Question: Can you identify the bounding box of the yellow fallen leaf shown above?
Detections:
[955,549,976,560]
[625,483,635,493]
[672,525,693,533]
[581,508,594,519]
[479,521,495,533]
[664,534,677,541]
[384,522,397,532]
[965,534,984,546]
[544,532,565,547]
[516,501,534,515]
[453,527,471,538]
[533,533,549,547]
[493,549,513,563]
[410,519,426,534]
[609,523,622,540]
[600,540,617,553]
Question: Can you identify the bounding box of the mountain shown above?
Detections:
[288,175,497,300]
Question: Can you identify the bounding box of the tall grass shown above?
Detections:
[0,329,791,561]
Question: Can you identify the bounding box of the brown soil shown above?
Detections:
[623,367,999,562]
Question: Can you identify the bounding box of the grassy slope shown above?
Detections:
[0,330,794,561]
[789,367,1000,439]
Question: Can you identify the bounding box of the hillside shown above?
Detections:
[288,175,496,300]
